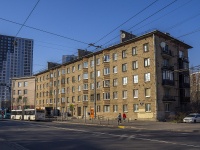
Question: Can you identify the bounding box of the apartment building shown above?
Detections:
[0,34,33,109]
[35,30,192,121]
[12,76,35,110]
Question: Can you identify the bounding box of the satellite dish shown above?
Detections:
[121,33,126,38]
[160,42,166,48]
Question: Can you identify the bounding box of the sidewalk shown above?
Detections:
[54,118,200,133]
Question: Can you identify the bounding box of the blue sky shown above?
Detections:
[0,0,200,73]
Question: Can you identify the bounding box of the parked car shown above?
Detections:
[183,113,200,123]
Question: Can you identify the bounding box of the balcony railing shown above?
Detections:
[162,79,175,86]
[162,95,176,102]
[179,82,190,88]
[161,49,173,57]
[161,65,174,70]
[180,96,190,103]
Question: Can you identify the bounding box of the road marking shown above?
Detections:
[28,123,200,148]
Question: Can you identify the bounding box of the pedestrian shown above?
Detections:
[117,113,122,124]
[123,113,126,122]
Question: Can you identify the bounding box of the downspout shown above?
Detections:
[153,34,158,121]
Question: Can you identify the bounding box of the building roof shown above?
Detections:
[34,30,193,76]
[12,76,35,80]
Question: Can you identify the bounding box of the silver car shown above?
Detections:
[183,113,200,123]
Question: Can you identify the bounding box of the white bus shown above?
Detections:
[24,108,45,121]
[11,110,23,120]
[11,108,45,121]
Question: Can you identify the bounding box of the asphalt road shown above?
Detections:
[0,120,200,150]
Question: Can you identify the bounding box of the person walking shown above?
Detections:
[117,113,122,124]
[123,113,126,122]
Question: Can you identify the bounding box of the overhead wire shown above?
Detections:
[101,0,178,48]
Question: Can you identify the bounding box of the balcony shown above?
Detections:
[161,65,174,71]
[180,96,190,103]
[179,82,190,88]
[162,95,176,102]
[162,79,175,86]
[161,49,173,58]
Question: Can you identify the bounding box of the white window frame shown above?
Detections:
[96,58,100,65]
[144,73,150,82]
[113,78,118,86]
[132,61,138,70]
[133,104,139,112]
[103,80,110,87]
[83,73,88,79]
[123,104,128,112]
[122,50,127,58]
[122,77,128,85]
[143,43,149,52]
[145,88,151,97]
[113,66,117,74]
[103,92,110,100]
[132,47,137,55]
[97,70,100,77]
[83,62,88,68]
[103,55,110,62]
[122,63,127,72]
[145,103,151,112]
[104,68,110,75]
[144,58,150,67]
[122,90,127,99]
[104,105,110,112]
[113,105,118,112]
[133,89,138,98]
[83,95,88,101]
[83,84,88,90]
[113,91,118,99]
[113,53,117,61]
[133,75,138,83]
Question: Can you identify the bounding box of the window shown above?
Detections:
[97,70,100,77]
[145,88,151,97]
[165,103,170,112]
[90,60,94,67]
[78,96,81,102]
[90,83,94,90]
[78,75,81,81]
[123,104,128,112]
[96,58,100,65]
[83,95,88,101]
[144,58,150,67]
[103,80,110,87]
[61,88,65,94]
[113,105,118,112]
[133,75,138,83]
[113,78,118,86]
[122,90,127,99]
[103,55,110,62]
[145,103,151,112]
[66,78,70,84]
[90,72,94,79]
[133,104,139,112]
[83,62,88,68]
[184,75,189,83]
[143,43,149,52]
[113,91,118,99]
[97,105,101,112]
[132,61,138,70]
[78,64,82,70]
[113,66,117,74]
[97,94,100,100]
[61,97,65,103]
[72,96,75,103]
[104,68,110,75]
[104,105,110,112]
[144,73,150,82]
[24,81,28,87]
[113,53,117,61]
[72,76,75,83]
[24,89,28,94]
[83,84,88,90]
[18,90,22,95]
[83,73,88,79]
[179,51,184,58]
[61,78,65,84]
[133,89,138,98]
[103,92,110,100]
[122,63,127,72]
[132,47,137,55]
[62,69,66,74]
[78,85,81,91]
[162,70,174,80]
[122,50,127,58]
[122,77,128,85]
[18,82,22,87]
[67,68,70,74]
[90,94,94,101]
[72,66,75,72]
[72,86,75,92]
[97,82,100,88]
